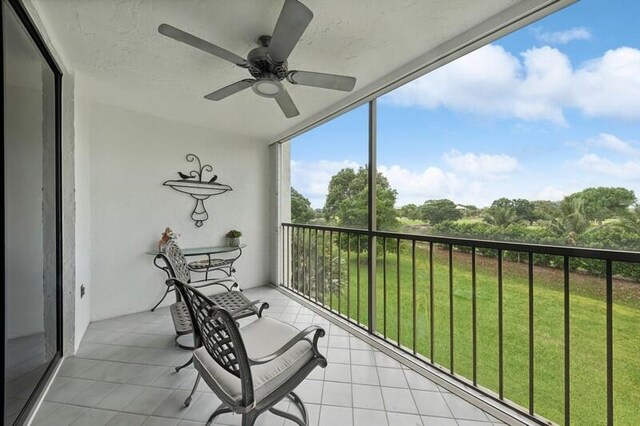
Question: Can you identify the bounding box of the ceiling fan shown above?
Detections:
[158,0,356,118]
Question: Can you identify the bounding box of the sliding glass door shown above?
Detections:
[2,0,63,423]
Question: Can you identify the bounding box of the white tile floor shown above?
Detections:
[33,286,507,426]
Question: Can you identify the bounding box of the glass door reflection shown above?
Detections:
[3,0,62,423]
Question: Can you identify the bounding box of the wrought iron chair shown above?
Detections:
[171,278,327,426]
[153,240,267,350]
[151,240,240,310]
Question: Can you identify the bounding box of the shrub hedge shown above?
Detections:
[432,221,640,281]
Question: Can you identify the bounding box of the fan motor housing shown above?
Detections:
[246,36,288,80]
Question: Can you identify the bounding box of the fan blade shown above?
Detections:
[268,0,313,63]
[288,70,356,92]
[204,79,254,101]
[275,88,300,118]
[158,24,246,66]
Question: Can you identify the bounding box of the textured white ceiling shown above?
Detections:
[32,0,557,142]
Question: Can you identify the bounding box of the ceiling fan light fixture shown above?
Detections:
[252,78,283,98]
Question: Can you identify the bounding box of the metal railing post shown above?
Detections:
[564,256,571,425]
[367,99,377,334]
[606,260,613,426]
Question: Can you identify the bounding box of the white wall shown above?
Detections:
[85,102,270,321]
[74,93,91,349]
[268,144,278,285]
[268,142,290,286]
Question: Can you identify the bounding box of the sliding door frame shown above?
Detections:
[1,0,63,424]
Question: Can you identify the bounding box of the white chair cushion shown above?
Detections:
[193,317,314,404]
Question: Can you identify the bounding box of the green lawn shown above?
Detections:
[290,236,640,425]
[396,217,426,226]
[455,217,484,224]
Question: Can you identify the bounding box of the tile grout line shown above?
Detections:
[318,355,327,424]
[373,354,392,426]
[400,367,426,426]
[75,339,179,350]
[348,331,355,426]
[65,354,193,369]
[440,388,485,425]
[45,387,205,423]
[52,399,199,425]
[55,371,207,395]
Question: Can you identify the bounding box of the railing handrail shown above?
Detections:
[282,222,640,263]
[282,222,370,234]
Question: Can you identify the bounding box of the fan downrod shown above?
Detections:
[258,35,272,48]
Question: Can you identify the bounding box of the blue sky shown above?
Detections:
[291,1,640,209]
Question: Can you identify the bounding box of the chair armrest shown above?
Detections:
[228,300,269,317]
[248,325,325,366]
[191,277,238,292]
[202,299,266,318]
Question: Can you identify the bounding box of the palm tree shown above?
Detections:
[615,204,640,232]
[550,198,590,244]
[485,206,516,227]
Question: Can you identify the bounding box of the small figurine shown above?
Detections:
[158,227,178,252]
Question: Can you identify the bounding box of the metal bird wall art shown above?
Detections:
[164,153,232,227]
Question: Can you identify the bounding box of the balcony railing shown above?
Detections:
[280,222,640,426]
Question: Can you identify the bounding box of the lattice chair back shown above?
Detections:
[162,240,191,283]
[170,278,255,407]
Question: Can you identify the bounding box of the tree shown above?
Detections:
[324,168,357,222]
[532,200,561,221]
[398,203,420,220]
[612,204,640,234]
[460,204,479,218]
[490,197,514,210]
[419,199,462,225]
[291,188,314,223]
[513,199,536,224]
[589,204,640,252]
[485,198,536,225]
[485,198,516,226]
[323,166,398,229]
[550,197,590,244]
[561,187,636,224]
[484,206,517,226]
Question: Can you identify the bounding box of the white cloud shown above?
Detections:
[378,150,518,205]
[588,133,640,157]
[535,27,592,44]
[378,162,532,207]
[442,150,518,177]
[572,47,640,120]
[536,186,566,201]
[575,154,640,180]
[293,147,640,209]
[384,44,570,124]
[291,159,360,208]
[377,164,467,205]
[292,147,521,208]
[384,44,640,124]
[292,159,576,208]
